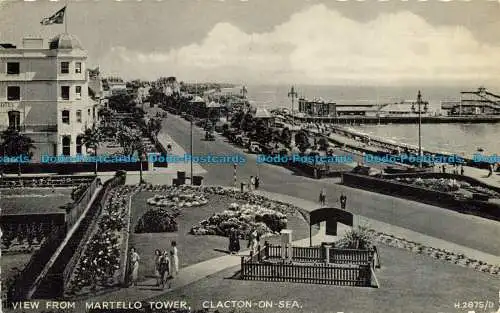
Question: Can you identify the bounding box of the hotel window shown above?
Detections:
[62,136,71,156]
[76,110,82,123]
[62,110,70,124]
[7,86,20,101]
[76,136,83,154]
[7,62,20,75]
[75,62,82,74]
[75,86,82,99]
[61,86,70,100]
[7,110,21,130]
[61,62,69,74]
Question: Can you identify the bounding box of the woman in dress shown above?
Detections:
[154,249,162,286]
[228,228,240,254]
[170,241,179,277]
[129,247,140,287]
[248,229,258,254]
[158,250,170,289]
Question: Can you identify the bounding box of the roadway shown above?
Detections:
[161,114,500,256]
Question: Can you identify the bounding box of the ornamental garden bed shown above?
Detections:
[126,185,315,286]
[391,177,500,200]
[65,187,131,297]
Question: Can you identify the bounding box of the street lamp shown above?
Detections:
[190,116,193,184]
[288,86,298,118]
[417,90,423,168]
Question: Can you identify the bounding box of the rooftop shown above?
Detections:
[49,33,84,50]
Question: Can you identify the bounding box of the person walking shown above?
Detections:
[158,250,170,289]
[170,241,179,278]
[228,228,240,254]
[248,229,258,254]
[319,188,326,206]
[488,164,494,177]
[340,193,347,210]
[249,176,255,191]
[129,247,140,287]
[460,165,464,176]
[254,176,260,190]
[154,249,162,286]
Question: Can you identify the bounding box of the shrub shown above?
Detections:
[135,208,178,233]
[335,226,374,250]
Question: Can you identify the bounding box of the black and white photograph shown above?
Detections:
[0,0,499,312]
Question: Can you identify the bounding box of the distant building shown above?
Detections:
[137,86,150,104]
[106,77,127,96]
[378,100,431,117]
[298,98,335,116]
[0,34,99,158]
[441,87,500,116]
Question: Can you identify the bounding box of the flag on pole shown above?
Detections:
[40,7,66,25]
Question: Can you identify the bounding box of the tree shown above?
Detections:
[281,127,292,147]
[81,128,102,174]
[241,113,255,132]
[147,117,162,136]
[98,107,112,127]
[318,137,329,151]
[230,111,245,129]
[129,131,146,184]
[108,94,136,113]
[0,128,36,175]
[294,130,310,153]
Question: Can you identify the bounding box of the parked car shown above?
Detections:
[249,142,262,153]
[205,131,215,141]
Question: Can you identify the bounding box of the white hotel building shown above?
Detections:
[0,33,99,159]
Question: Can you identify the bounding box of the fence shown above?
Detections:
[241,258,371,286]
[265,244,374,265]
[240,243,375,286]
[0,175,95,188]
[8,226,65,301]
[66,177,100,231]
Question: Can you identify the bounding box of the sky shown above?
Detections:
[0,0,499,86]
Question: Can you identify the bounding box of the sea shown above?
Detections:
[245,84,500,156]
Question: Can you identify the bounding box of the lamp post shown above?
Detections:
[288,86,298,118]
[417,90,423,168]
[190,116,194,184]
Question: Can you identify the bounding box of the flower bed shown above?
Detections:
[190,202,287,239]
[393,177,500,198]
[66,189,129,294]
[368,230,500,276]
[146,192,208,208]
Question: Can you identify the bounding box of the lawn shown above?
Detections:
[0,188,73,214]
[148,244,500,313]
[2,253,34,299]
[128,191,316,283]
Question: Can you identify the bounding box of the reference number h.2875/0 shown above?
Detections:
[454,300,495,310]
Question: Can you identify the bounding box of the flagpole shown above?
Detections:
[65,0,68,34]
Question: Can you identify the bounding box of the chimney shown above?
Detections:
[22,38,44,49]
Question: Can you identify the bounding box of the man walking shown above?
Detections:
[249,176,255,191]
[487,164,493,177]
[319,188,326,206]
[340,193,347,210]
[254,176,260,190]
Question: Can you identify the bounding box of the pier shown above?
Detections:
[293,115,500,124]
